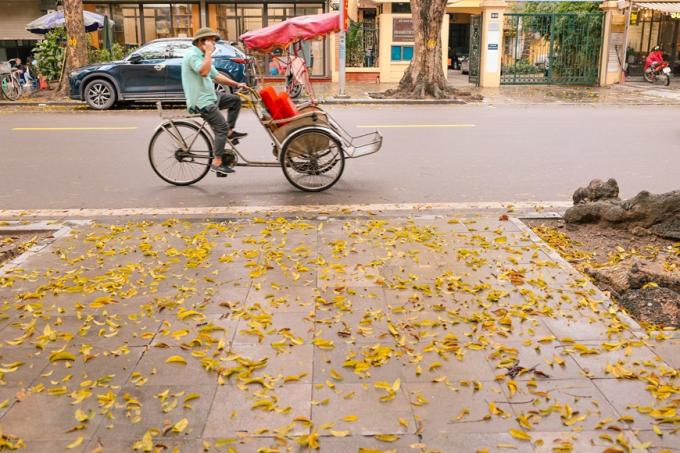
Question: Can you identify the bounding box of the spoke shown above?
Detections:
[151,123,211,184]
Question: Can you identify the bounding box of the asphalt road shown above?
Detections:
[0,104,678,210]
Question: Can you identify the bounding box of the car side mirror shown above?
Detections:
[128,53,143,64]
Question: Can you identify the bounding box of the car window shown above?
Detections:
[214,42,242,58]
[134,42,169,60]
[167,41,193,59]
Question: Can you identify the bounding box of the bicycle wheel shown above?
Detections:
[246,59,260,88]
[286,79,303,99]
[280,128,345,192]
[148,121,213,186]
[1,75,20,101]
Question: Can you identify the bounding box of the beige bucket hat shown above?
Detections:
[192,27,221,44]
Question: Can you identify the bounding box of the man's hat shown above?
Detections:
[192,27,221,44]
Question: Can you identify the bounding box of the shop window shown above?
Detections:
[295,5,326,76]
[172,4,194,38]
[112,4,142,47]
[392,3,411,14]
[391,45,413,61]
[216,5,239,42]
[140,3,194,41]
[268,4,295,24]
[143,4,172,41]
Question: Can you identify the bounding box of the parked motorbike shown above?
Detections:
[644,46,671,86]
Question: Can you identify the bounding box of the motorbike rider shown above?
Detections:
[645,45,664,72]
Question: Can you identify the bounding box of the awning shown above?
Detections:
[635,1,680,13]
[447,0,482,8]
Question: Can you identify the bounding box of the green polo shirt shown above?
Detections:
[181,45,218,111]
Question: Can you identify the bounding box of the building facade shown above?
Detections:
[80,1,330,77]
[0,0,57,61]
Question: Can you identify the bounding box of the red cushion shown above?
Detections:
[259,86,284,120]
[276,92,299,119]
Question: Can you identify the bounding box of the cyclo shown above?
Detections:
[148,12,382,192]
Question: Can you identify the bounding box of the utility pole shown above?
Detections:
[337,0,349,98]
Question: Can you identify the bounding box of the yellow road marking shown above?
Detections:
[12,127,138,131]
[357,124,475,129]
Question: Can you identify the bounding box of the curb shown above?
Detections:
[511,216,648,335]
[318,98,468,105]
[0,98,470,107]
[0,101,84,107]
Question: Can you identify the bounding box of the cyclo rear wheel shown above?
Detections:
[148,120,213,186]
[280,128,345,192]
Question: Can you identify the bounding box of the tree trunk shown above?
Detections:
[58,0,88,95]
[385,0,451,99]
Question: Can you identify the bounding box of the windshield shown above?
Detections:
[214,41,245,58]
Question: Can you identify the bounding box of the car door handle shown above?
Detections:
[154,64,165,71]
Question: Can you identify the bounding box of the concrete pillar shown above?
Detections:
[599,0,626,86]
[479,0,507,88]
[200,0,207,28]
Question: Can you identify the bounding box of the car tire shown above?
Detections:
[84,79,116,110]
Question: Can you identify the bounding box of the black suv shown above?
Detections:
[69,38,252,110]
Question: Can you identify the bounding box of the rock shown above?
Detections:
[565,186,680,240]
[585,266,629,297]
[628,262,680,293]
[572,178,620,204]
[631,226,651,237]
[618,287,680,328]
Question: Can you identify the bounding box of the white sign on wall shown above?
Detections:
[485,23,500,73]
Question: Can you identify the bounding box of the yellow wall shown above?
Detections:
[376,13,450,83]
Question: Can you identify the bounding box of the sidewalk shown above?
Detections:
[4,79,680,110]
[0,212,676,452]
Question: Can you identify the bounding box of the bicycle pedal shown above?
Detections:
[216,172,227,178]
[230,138,240,146]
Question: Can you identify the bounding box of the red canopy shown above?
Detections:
[240,12,340,53]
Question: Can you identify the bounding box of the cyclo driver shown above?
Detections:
[182,27,248,176]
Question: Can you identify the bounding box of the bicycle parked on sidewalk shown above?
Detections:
[0,59,24,101]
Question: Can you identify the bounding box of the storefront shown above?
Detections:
[82,0,330,76]
[0,0,50,61]
[625,1,680,75]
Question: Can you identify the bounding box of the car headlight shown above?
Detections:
[70,70,83,78]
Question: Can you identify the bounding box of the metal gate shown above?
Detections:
[468,15,482,85]
[501,13,603,85]
[347,22,379,68]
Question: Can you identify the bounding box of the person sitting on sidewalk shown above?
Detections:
[11,58,26,83]
[182,27,248,176]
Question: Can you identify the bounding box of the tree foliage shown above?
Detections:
[33,29,65,81]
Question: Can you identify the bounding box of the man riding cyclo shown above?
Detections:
[182,27,248,176]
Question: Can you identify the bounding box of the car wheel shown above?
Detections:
[214,72,236,95]
[84,79,116,110]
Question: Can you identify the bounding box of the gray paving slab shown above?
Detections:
[421,432,534,453]
[310,383,416,436]
[507,378,620,432]
[0,215,677,452]
[405,381,516,434]
[203,383,312,438]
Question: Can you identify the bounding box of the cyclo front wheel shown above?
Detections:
[280,128,345,192]
[148,120,213,186]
